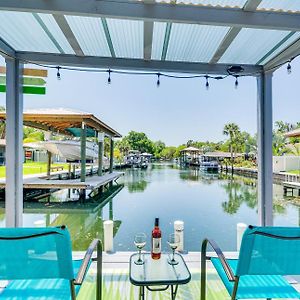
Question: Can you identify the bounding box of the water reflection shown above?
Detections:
[125,169,149,193]
[1,163,300,251]
[179,167,220,183]
[220,175,287,215]
[19,184,124,250]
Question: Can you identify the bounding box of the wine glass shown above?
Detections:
[134,233,146,265]
[167,233,180,265]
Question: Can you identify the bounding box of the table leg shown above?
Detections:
[171,285,178,300]
[139,286,145,300]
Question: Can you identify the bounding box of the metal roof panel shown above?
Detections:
[106,18,143,59]
[219,28,292,65]
[166,23,229,63]
[65,16,111,57]
[0,11,61,53]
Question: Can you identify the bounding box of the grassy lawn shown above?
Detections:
[0,162,70,178]
[286,169,300,175]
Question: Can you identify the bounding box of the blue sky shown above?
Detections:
[0,55,299,146]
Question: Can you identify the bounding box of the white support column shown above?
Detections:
[257,71,273,226]
[5,58,23,227]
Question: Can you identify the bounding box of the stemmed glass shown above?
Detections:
[134,233,146,265]
[167,233,180,265]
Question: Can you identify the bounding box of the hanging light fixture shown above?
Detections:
[107,69,111,84]
[56,66,61,80]
[205,76,209,90]
[287,61,292,74]
[234,76,239,89]
[156,73,160,87]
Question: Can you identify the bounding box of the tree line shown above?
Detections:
[115,121,300,161]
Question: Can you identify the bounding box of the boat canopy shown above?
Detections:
[0,108,122,138]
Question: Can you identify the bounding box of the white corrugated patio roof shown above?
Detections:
[0,0,300,74]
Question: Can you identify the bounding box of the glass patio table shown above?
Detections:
[129,252,191,300]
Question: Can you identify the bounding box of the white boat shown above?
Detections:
[25,140,109,164]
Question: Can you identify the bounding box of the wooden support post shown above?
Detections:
[80,122,86,182]
[72,164,76,179]
[47,151,52,177]
[80,122,86,200]
[109,137,114,174]
[98,132,104,176]
[109,199,113,220]
[68,163,71,179]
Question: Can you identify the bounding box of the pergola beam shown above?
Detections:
[1,0,300,31]
[144,21,153,60]
[143,0,155,60]
[101,18,116,58]
[52,14,84,56]
[17,51,262,75]
[32,13,65,54]
[210,0,262,64]
[0,37,15,58]
[209,27,240,64]
[264,37,300,71]
[243,0,262,11]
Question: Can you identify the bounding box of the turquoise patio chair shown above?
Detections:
[0,226,102,300]
[201,226,300,300]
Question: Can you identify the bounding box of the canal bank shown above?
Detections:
[0,163,298,252]
[221,165,300,183]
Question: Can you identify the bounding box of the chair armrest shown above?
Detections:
[74,239,102,285]
[201,238,235,282]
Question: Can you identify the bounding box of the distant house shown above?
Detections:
[203,151,243,161]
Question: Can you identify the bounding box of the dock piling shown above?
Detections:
[98,132,104,176]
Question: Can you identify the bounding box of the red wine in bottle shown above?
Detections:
[151,218,161,260]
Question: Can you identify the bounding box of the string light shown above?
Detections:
[287,61,292,74]
[234,76,239,89]
[56,66,61,80]
[156,73,160,87]
[107,69,111,84]
[205,76,209,90]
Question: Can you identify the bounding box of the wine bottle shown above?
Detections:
[151,217,161,259]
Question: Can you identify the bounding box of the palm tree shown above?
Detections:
[272,132,288,156]
[287,144,300,177]
[223,123,240,164]
[275,121,293,134]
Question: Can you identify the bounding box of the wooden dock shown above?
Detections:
[0,172,124,190]
[283,181,300,196]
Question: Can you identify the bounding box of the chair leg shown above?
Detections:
[70,280,76,300]
[200,244,207,300]
[96,241,103,300]
[231,277,239,300]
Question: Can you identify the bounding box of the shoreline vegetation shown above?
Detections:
[0,111,299,177]
[114,121,300,167]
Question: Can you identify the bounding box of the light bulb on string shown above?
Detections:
[287,61,292,74]
[234,76,239,89]
[107,69,111,84]
[56,66,61,80]
[205,76,209,90]
[156,73,160,87]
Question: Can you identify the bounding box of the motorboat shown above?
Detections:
[25,140,109,164]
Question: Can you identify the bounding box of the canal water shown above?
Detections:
[0,163,299,252]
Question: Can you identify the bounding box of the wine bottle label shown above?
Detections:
[152,238,161,254]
